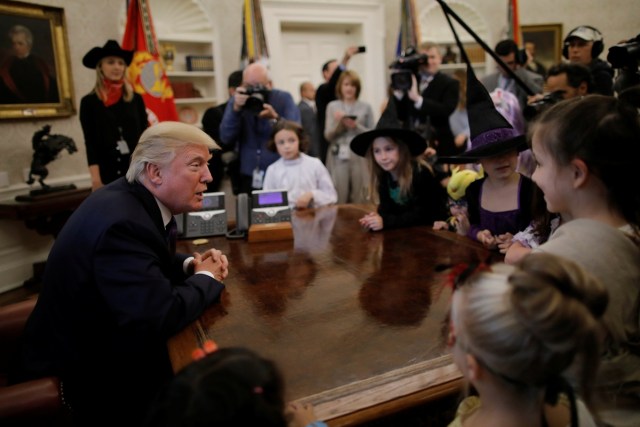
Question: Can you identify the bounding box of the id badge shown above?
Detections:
[116,139,130,154]
[338,144,350,160]
[252,168,265,189]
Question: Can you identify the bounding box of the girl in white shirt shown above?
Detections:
[263,120,337,209]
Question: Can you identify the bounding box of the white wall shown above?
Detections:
[1,0,638,292]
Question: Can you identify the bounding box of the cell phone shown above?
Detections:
[344,115,357,120]
[357,46,366,53]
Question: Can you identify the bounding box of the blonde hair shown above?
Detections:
[364,136,427,204]
[94,58,134,102]
[126,121,219,183]
[451,253,607,406]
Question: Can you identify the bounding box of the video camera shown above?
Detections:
[389,47,428,91]
[242,84,270,113]
[607,34,640,94]
[522,90,565,121]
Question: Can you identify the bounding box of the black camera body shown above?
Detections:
[523,90,565,121]
[607,34,640,69]
[242,84,270,113]
[389,47,428,92]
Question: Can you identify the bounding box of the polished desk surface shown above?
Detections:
[170,205,493,425]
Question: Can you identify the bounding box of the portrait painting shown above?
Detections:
[521,24,563,72]
[0,1,74,119]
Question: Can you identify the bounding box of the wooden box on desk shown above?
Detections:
[248,222,293,243]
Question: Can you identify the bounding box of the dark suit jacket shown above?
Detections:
[298,100,321,158]
[384,71,460,156]
[315,66,344,162]
[18,178,224,424]
[201,101,229,191]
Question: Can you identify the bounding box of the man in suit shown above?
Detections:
[202,69,243,192]
[315,45,360,163]
[481,39,543,113]
[17,122,229,426]
[382,42,460,157]
[297,81,321,158]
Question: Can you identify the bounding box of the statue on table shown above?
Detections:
[26,124,77,195]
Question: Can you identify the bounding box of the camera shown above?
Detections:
[607,34,640,94]
[389,46,428,91]
[242,84,270,113]
[523,90,565,121]
[607,34,640,69]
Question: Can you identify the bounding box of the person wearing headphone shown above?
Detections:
[563,26,614,96]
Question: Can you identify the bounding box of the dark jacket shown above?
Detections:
[377,162,448,229]
[18,178,224,424]
[465,175,533,240]
[384,72,460,157]
[589,58,614,96]
[79,92,148,184]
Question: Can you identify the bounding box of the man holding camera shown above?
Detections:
[219,62,300,194]
[382,42,460,157]
[481,39,543,113]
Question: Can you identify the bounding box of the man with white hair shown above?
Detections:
[18,122,229,426]
[220,62,300,194]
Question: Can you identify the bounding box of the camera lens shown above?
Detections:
[391,70,412,91]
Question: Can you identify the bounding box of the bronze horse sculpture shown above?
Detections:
[27,125,77,189]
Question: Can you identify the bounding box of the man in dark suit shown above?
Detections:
[481,39,543,113]
[297,81,321,157]
[202,69,243,192]
[315,45,360,163]
[382,42,460,157]
[17,122,229,426]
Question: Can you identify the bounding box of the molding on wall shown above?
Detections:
[262,0,387,119]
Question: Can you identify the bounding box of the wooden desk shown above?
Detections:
[0,188,91,237]
[169,205,492,426]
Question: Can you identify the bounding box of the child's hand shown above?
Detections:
[496,233,514,254]
[295,192,313,209]
[477,229,497,249]
[455,214,470,236]
[433,220,449,231]
[359,212,383,231]
[286,401,320,427]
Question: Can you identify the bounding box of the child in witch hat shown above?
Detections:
[438,54,533,250]
[350,116,448,231]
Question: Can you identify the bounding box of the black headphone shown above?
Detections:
[562,26,604,59]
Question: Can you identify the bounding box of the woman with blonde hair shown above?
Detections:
[80,40,148,190]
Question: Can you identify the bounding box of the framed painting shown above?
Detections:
[521,24,563,72]
[0,1,74,119]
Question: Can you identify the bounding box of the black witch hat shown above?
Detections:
[438,23,527,164]
[350,110,427,157]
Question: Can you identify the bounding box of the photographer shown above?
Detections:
[382,42,460,157]
[219,62,300,194]
[524,63,593,121]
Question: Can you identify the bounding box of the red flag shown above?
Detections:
[507,0,521,45]
[122,0,178,124]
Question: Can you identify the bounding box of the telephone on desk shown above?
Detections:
[227,189,292,241]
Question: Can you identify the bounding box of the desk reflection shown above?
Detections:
[170,205,491,425]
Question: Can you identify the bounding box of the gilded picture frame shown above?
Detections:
[521,24,563,72]
[0,1,74,119]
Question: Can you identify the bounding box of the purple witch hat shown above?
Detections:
[438,42,527,164]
